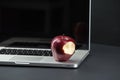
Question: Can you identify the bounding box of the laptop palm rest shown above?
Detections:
[10,56,43,63]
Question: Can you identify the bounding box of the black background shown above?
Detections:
[91,0,120,46]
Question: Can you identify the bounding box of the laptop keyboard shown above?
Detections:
[0,49,52,56]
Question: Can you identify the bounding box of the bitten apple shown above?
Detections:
[51,35,76,62]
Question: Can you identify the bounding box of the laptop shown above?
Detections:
[0,0,91,68]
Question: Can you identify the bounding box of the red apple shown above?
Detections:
[51,35,76,62]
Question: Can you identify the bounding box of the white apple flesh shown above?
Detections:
[51,35,76,62]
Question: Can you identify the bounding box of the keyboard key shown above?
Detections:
[0,49,52,56]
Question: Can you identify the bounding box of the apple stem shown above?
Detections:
[62,34,65,40]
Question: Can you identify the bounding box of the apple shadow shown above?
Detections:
[65,59,77,63]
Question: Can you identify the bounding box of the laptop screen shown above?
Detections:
[0,0,90,50]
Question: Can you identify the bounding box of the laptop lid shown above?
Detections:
[0,0,90,50]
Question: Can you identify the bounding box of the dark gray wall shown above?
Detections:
[91,0,120,46]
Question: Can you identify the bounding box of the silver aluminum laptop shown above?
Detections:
[0,0,91,68]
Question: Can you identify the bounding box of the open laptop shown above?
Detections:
[0,0,91,68]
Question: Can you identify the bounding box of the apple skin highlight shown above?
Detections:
[51,35,76,62]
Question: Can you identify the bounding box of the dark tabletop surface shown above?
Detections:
[0,44,120,80]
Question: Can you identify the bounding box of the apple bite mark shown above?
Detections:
[62,41,75,55]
